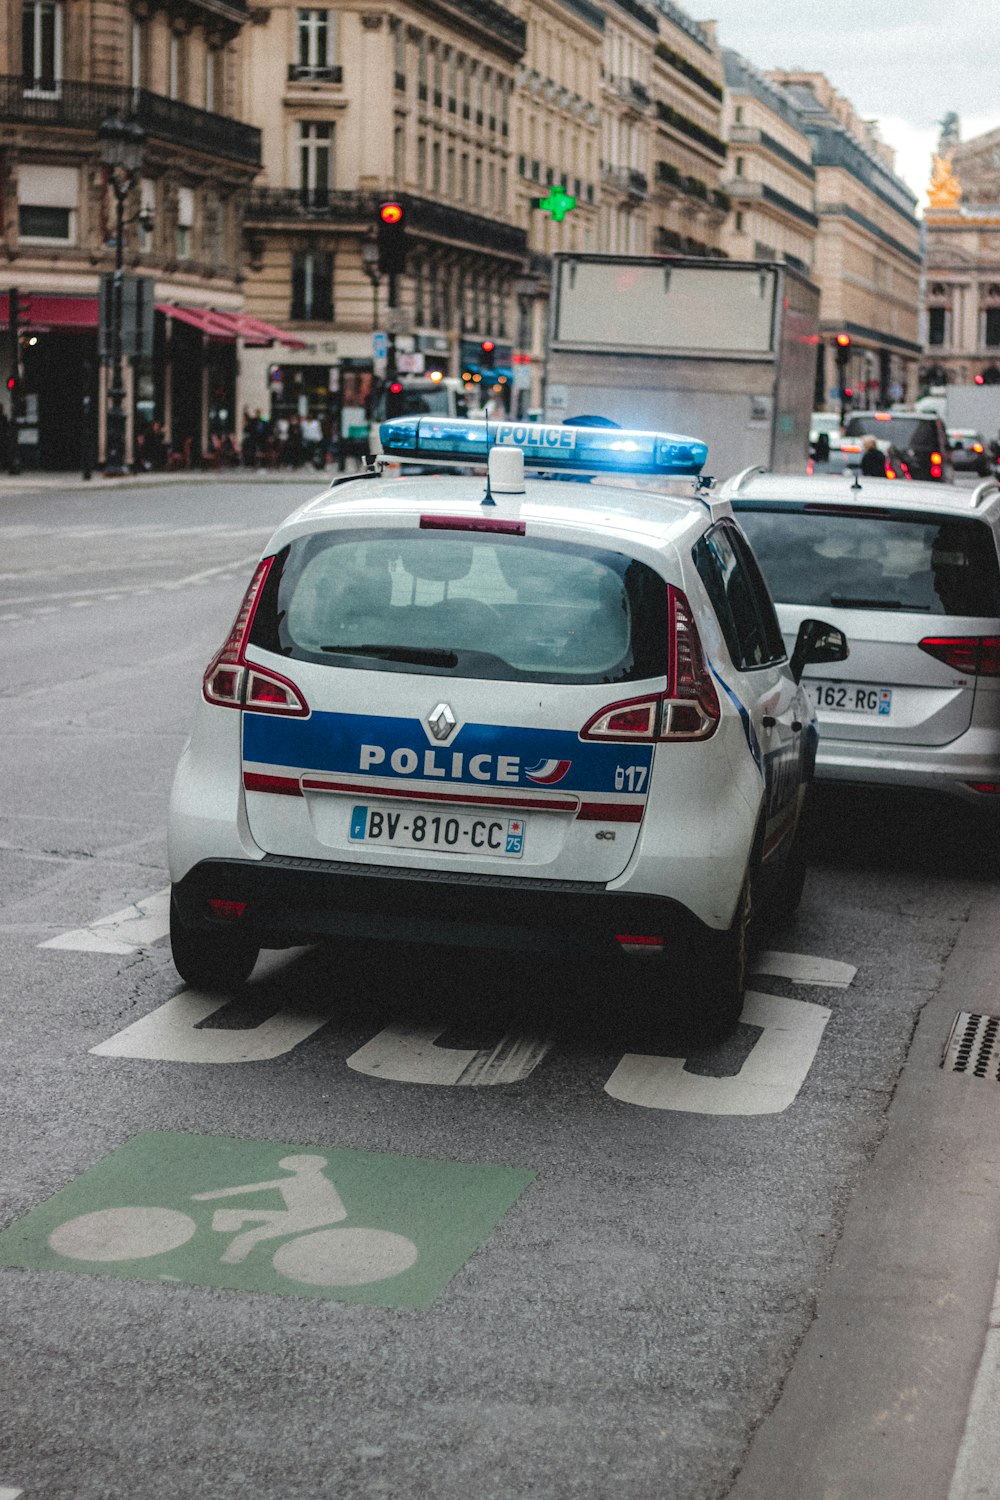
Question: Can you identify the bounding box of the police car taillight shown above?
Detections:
[581,587,720,742]
[203,557,309,716]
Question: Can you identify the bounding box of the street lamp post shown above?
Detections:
[98,115,146,476]
[361,233,381,332]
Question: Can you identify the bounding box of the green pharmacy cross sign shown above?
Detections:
[535,185,577,222]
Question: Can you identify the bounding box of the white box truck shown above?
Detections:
[544,254,821,477]
[916,385,1000,444]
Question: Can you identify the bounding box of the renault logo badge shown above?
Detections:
[428,702,457,741]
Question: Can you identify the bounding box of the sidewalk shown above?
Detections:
[729,887,1000,1500]
[0,461,364,494]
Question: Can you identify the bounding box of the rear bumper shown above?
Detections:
[172,855,710,958]
[815,729,1000,803]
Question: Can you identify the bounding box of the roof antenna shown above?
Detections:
[851,469,862,491]
[482,411,496,507]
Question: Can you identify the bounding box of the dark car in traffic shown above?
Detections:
[840,412,952,482]
[947,429,991,477]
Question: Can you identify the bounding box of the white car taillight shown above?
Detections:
[202,557,310,716]
[581,586,720,742]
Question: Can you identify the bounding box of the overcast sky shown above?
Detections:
[697,0,1000,207]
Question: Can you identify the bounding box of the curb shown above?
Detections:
[728,889,1000,1500]
[0,466,361,494]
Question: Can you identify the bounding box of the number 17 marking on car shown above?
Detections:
[614,764,647,792]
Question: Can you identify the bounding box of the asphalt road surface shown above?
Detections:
[1,476,997,1500]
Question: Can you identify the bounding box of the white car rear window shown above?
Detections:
[734,506,1000,616]
[250,529,671,684]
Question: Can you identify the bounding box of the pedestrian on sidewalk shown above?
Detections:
[860,436,887,477]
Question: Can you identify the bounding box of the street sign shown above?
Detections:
[372,331,388,362]
[396,352,425,374]
[98,274,155,361]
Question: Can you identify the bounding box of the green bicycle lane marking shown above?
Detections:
[0,1131,535,1309]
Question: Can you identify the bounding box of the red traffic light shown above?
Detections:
[389,381,403,394]
[976,373,986,385]
[481,340,495,353]
[379,202,404,225]
[836,333,851,348]
[6,376,15,391]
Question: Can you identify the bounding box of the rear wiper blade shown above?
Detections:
[321,643,459,666]
[829,595,930,611]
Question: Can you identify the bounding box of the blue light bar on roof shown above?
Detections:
[379,416,708,477]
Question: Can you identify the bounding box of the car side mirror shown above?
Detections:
[790,618,849,684]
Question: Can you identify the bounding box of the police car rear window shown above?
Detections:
[250,530,670,684]
[732,506,1000,617]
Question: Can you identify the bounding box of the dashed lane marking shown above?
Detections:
[91,991,329,1064]
[40,888,170,955]
[347,1024,553,1085]
[604,992,833,1115]
[752,950,857,988]
[0,1486,24,1498]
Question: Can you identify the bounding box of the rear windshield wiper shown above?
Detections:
[321,643,459,667]
[829,595,930,611]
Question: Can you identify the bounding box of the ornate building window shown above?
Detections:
[296,10,333,77]
[292,250,333,320]
[299,121,333,206]
[23,0,62,94]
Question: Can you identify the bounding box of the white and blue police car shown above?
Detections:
[167,418,847,1036]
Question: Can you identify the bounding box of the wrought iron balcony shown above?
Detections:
[287,64,343,84]
[0,76,260,167]
[244,188,529,258]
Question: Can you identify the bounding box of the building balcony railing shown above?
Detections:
[287,64,343,85]
[602,166,648,198]
[722,177,819,229]
[244,187,529,258]
[726,124,815,181]
[0,76,261,167]
[655,100,727,161]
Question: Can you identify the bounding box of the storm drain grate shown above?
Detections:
[942,1012,1000,1079]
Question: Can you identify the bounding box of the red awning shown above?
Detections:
[156,302,240,340]
[156,303,307,349]
[228,312,308,349]
[0,293,306,349]
[0,294,98,330]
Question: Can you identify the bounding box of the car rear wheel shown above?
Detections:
[169,893,260,992]
[667,875,753,1044]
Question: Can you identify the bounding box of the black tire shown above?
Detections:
[669,875,753,1044]
[169,893,259,992]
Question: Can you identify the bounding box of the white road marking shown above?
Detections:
[40,888,171,955]
[90,991,329,1063]
[752,950,857,988]
[0,1486,24,1499]
[346,1024,553,1085]
[604,993,833,1115]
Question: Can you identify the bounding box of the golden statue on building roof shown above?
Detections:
[928,152,962,209]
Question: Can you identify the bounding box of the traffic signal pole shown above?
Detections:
[376,202,406,386]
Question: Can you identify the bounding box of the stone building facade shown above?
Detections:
[922,116,1000,390]
[0,0,276,468]
[767,69,921,410]
[719,51,817,274]
[237,0,729,424]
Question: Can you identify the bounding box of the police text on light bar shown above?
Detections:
[378,416,708,477]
